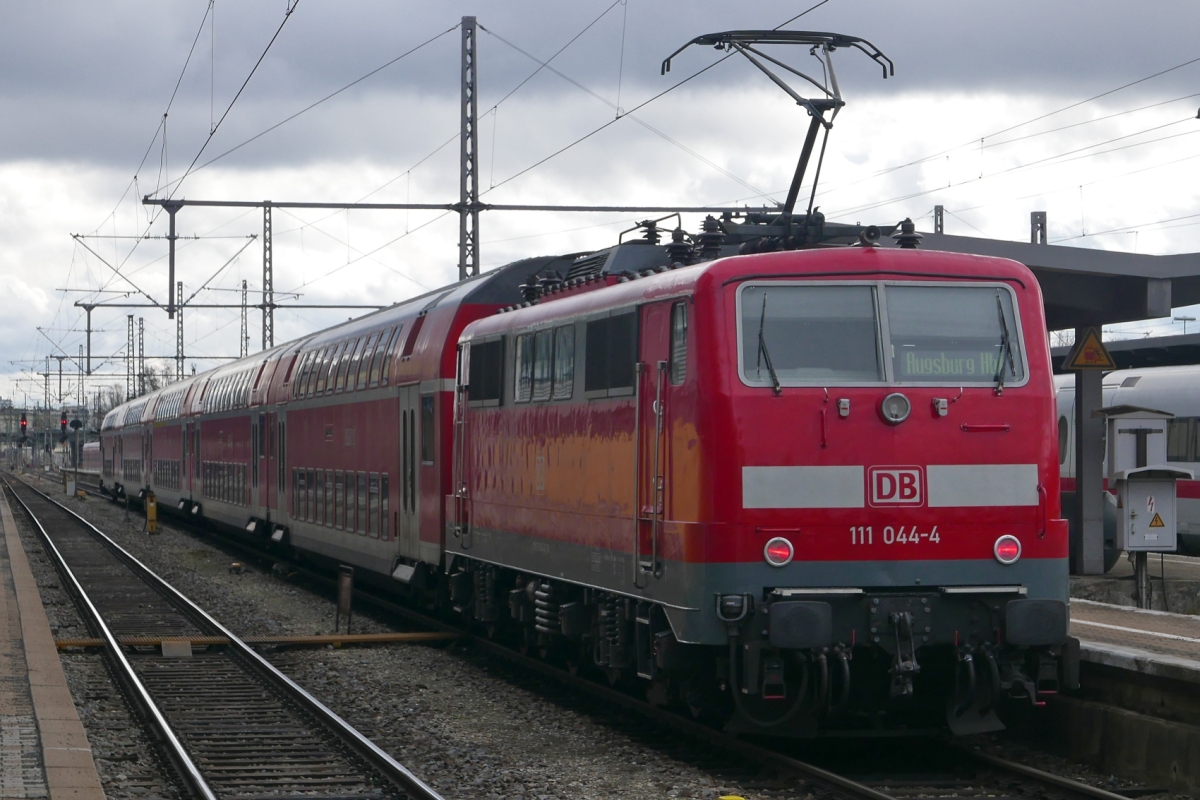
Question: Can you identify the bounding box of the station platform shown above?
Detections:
[1072,552,1200,615]
[0,486,105,798]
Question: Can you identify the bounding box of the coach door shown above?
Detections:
[398,384,420,560]
[635,301,674,581]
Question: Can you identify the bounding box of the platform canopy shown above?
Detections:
[883,232,1200,330]
[1051,332,1200,373]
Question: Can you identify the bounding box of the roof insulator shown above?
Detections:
[892,217,923,249]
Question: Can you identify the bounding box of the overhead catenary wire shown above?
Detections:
[482,0,832,196]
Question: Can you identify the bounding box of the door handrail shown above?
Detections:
[632,362,646,589]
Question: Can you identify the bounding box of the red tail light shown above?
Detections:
[994,535,1021,565]
[764,537,794,567]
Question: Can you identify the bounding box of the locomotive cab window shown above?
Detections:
[886,285,1025,384]
[737,282,1026,387]
[467,338,503,406]
[585,311,637,398]
[739,285,881,384]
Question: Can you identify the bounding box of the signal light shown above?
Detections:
[60,412,67,433]
[763,537,795,567]
[994,535,1021,565]
[20,413,27,431]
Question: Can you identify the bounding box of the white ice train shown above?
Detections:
[1055,365,1200,560]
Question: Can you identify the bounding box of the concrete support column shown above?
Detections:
[1073,357,1106,574]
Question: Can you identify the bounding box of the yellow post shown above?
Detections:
[146,492,158,534]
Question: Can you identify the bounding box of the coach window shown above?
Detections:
[585,311,637,398]
[315,470,326,524]
[312,347,330,395]
[369,474,381,538]
[552,325,575,400]
[514,334,534,402]
[307,469,316,521]
[401,315,425,360]
[347,337,368,393]
[334,471,345,529]
[421,395,435,464]
[347,472,358,533]
[325,343,343,394]
[381,475,390,539]
[467,339,504,407]
[369,326,396,388]
[357,332,380,390]
[1168,418,1193,462]
[357,472,368,534]
[382,324,404,385]
[669,302,688,385]
[532,330,553,402]
[336,338,359,393]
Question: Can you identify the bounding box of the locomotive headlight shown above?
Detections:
[994,535,1022,565]
[764,537,795,567]
[880,392,911,425]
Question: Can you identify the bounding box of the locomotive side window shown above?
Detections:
[552,325,575,400]
[514,334,534,403]
[886,286,1025,384]
[740,285,881,384]
[669,302,688,385]
[421,395,436,464]
[585,311,637,397]
[467,339,504,405]
[532,330,553,402]
[1058,417,1069,465]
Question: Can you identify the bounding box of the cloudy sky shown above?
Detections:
[3,1,1200,410]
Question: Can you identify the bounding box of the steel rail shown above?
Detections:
[10,474,445,800]
[1,475,218,800]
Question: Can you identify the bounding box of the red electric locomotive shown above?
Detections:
[99,219,1071,736]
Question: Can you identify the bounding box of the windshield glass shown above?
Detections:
[737,282,1025,386]
[739,285,882,383]
[886,285,1024,383]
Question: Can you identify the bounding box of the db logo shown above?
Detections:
[868,466,924,506]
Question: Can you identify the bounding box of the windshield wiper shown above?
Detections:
[756,294,782,396]
[993,290,1017,394]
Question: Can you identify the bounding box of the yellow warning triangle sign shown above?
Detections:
[1065,327,1117,370]
[1149,512,1166,528]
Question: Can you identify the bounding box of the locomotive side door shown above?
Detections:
[636,301,673,579]
[398,384,421,560]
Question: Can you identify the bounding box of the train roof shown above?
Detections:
[462,245,1041,341]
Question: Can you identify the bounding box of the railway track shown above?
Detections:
[55,471,1160,800]
[3,473,443,800]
